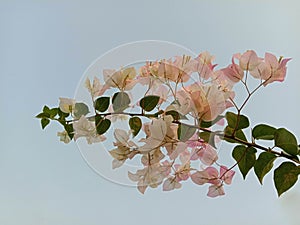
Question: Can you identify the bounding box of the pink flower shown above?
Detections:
[186,133,205,149]
[157,56,197,83]
[195,51,217,80]
[186,82,231,121]
[250,53,291,86]
[207,184,225,198]
[103,67,137,90]
[191,165,235,197]
[128,164,166,194]
[220,166,235,185]
[159,160,172,177]
[174,162,190,181]
[163,177,182,191]
[191,144,218,166]
[191,167,220,185]
[220,55,244,83]
[238,50,262,71]
[173,150,191,181]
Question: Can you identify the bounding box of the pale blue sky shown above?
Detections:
[1,0,300,225]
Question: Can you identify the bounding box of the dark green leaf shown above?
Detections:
[73,103,89,119]
[140,95,160,112]
[112,92,131,112]
[95,115,111,135]
[274,162,300,196]
[95,97,110,112]
[35,112,50,119]
[43,105,50,112]
[226,112,249,130]
[129,117,142,137]
[38,107,58,119]
[232,145,257,179]
[41,118,50,129]
[64,123,74,139]
[252,124,276,140]
[48,108,59,118]
[199,131,216,148]
[178,123,196,142]
[254,152,277,184]
[58,108,70,120]
[165,110,187,120]
[200,115,224,128]
[274,128,299,156]
[224,126,247,143]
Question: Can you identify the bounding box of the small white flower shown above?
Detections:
[85,77,108,98]
[73,116,106,144]
[59,97,76,113]
[57,131,71,144]
[103,67,137,90]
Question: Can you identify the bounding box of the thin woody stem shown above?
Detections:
[173,120,300,164]
[64,109,300,165]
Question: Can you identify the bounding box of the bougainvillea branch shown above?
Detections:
[36,50,300,197]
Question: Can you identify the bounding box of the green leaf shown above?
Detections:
[252,124,277,140]
[232,145,257,179]
[73,103,89,119]
[224,126,247,143]
[64,123,74,139]
[95,97,110,112]
[177,123,196,142]
[226,112,249,130]
[199,131,216,148]
[41,118,50,129]
[254,152,277,184]
[35,112,50,119]
[165,110,187,120]
[112,92,130,112]
[38,107,58,119]
[95,115,111,135]
[140,95,160,112]
[274,128,299,156]
[58,108,70,120]
[48,108,59,118]
[129,117,142,137]
[200,115,224,128]
[43,105,50,112]
[274,162,300,196]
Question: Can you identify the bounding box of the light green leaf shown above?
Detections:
[178,123,196,142]
[254,152,277,184]
[274,162,300,196]
[112,92,131,112]
[73,103,89,119]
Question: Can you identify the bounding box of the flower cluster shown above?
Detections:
[37,50,300,198]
